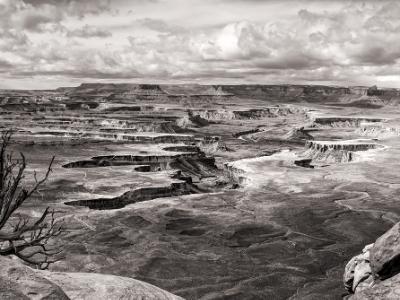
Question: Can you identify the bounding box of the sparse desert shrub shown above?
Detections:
[0,130,62,269]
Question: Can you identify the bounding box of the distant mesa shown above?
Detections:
[3,83,400,108]
[303,139,384,163]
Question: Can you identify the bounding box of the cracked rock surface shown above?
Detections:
[344,222,400,299]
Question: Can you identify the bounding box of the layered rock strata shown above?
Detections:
[303,140,383,163]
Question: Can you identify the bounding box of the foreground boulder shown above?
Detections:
[349,273,400,300]
[344,244,374,293]
[370,222,400,279]
[0,256,69,300]
[0,256,184,300]
[344,221,400,299]
[40,271,184,300]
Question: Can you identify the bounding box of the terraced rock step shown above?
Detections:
[356,125,400,138]
[312,116,385,128]
[189,106,306,121]
[63,153,201,168]
[284,127,314,141]
[232,128,262,138]
[0,102,66,112]
[65,181,199,210]
[305,140,382,152]
[63,150,220,181]
[303,140,384,163]
[12,132,195,145]
[30,121,179,134]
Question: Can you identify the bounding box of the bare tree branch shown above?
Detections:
[0,130,62,269]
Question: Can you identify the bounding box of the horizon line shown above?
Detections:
[1,82,398,92]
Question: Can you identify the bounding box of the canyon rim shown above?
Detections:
[1,0,400,299]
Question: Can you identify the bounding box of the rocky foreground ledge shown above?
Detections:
[0,256,183,300]
[344,222,400,299]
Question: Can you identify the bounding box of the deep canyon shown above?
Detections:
[2,83,400,299]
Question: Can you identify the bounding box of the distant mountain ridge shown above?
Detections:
[62,83,400,95]
[2,83,399,107]
[55,83,400,106]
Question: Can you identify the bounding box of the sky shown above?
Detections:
[0,0,400,89]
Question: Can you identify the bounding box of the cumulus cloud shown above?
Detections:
[1,0,400,88]
[67,25,112,38]
[136,18,186,34]
[22,0,112,17]
[180,1,400,83]
[0,59,12,72]
[17,6,63,32]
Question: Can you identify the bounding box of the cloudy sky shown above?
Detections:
[1,0,400,89]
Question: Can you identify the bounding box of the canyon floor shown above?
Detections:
[3,84,400,299]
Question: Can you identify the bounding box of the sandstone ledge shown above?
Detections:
[0,256,183,300]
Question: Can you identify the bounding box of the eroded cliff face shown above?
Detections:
[344,222,400,300]
[63,153,201,168]
[356,125,400,138]
[65,83,236,104]
[284,127,314,142]
[61,144,224,210]
[189,109,236,121]
[62,146,219,177]
[305,140,380,152]
[214,84,350,99]
[63,83,400,101]
[64,181,196,210]
[311,117,384,128]
[303,140,383,163]
[188,106,307,121]
[223,163,248,186]
[197,136,233,154]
